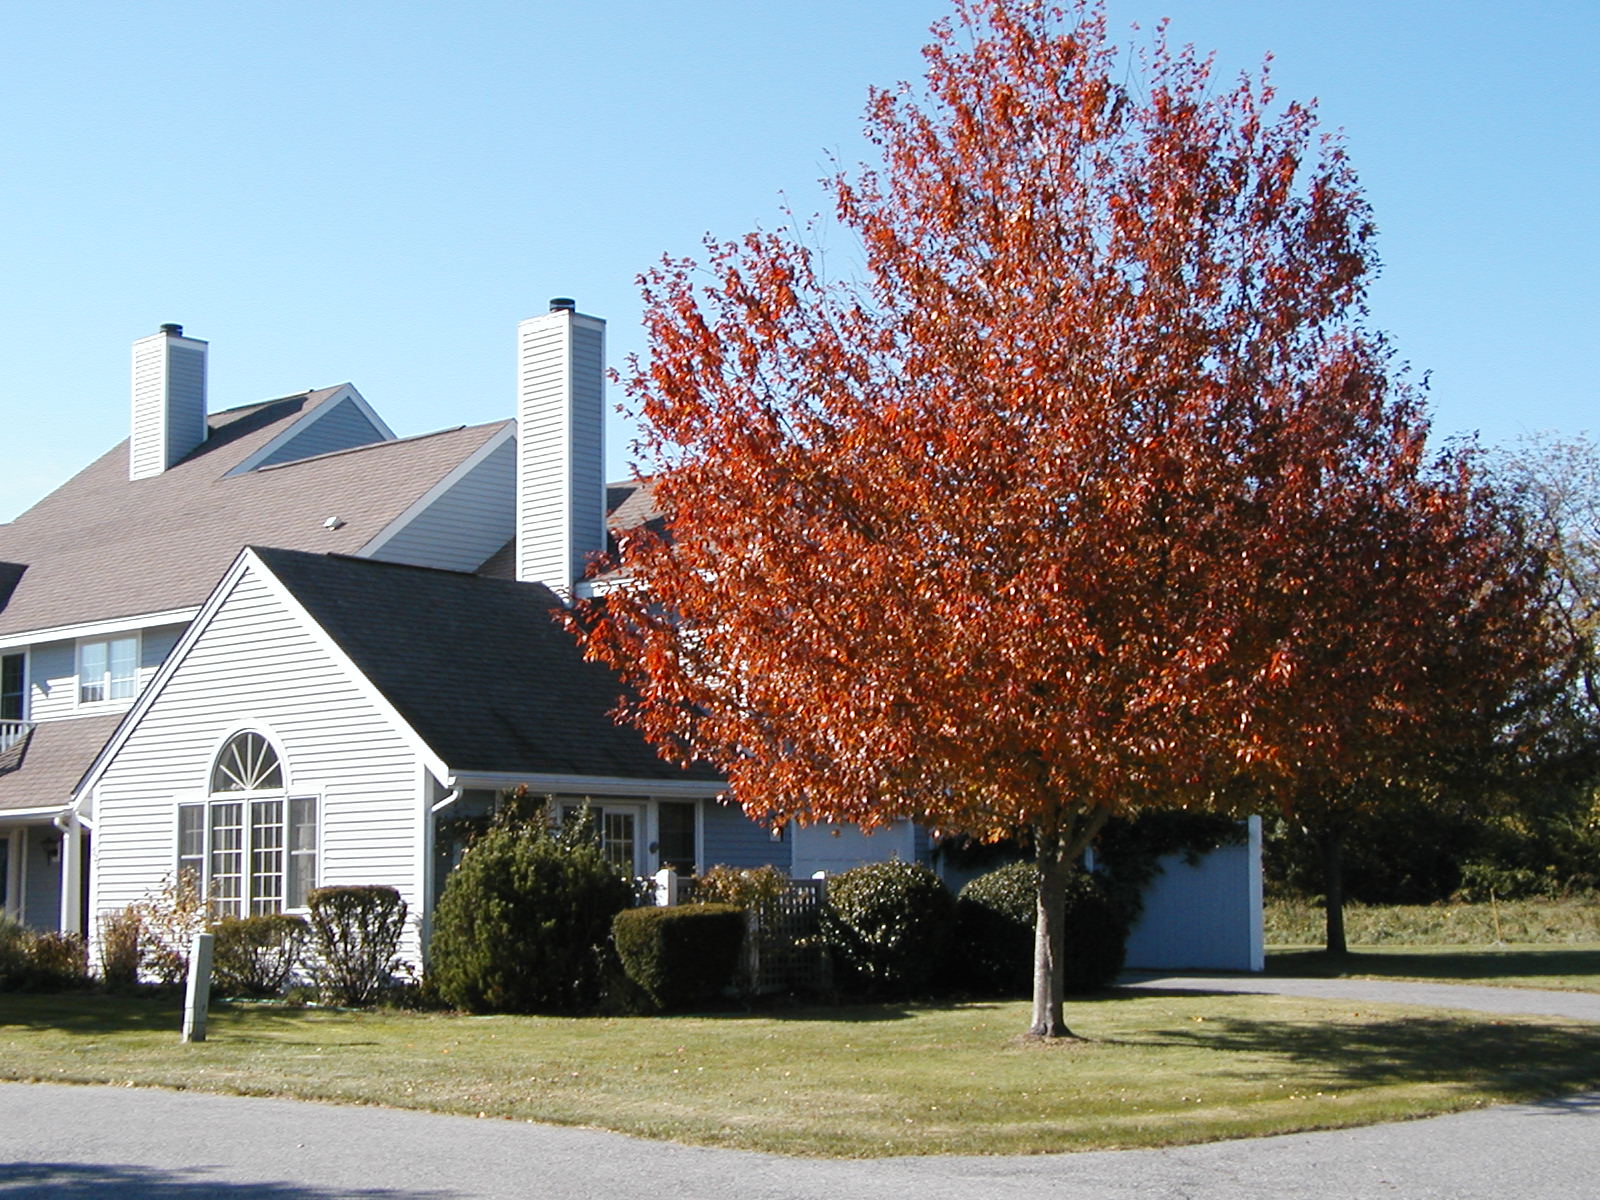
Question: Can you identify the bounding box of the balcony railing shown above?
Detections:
[0,719,33,754]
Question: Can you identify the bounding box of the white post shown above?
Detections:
[182,931,214,1043]
[653,866,679,907]
[57,817,83,937]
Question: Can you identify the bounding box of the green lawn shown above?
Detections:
[1266,944,1600,992]
[4,990,1599,1157]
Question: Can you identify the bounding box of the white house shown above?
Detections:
[0,302,1262,972]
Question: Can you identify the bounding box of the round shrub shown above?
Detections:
[956,861,1128,995]
[427,821,633,1014]
[821,861,954,996]
[211,913,307,997]
[612,903,745,1011]
[0,918,88,993]
[307,885,409,1007]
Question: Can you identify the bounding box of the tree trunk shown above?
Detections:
[1028,841,1076,1039]
[1321,826,1348,956]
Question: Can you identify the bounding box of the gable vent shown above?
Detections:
[130,324,208,480]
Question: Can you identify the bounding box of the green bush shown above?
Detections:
[0,918,88,992]
[955,861,1128,995]
[695,864,787,911]
[612,903,745,1011]
[306,885,408,1007]
[427,818,633,1014]
[211,913,307,997]
[821,861,954,996]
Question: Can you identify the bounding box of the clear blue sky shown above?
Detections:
[2,0,1594,522]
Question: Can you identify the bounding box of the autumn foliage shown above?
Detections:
[572,0,1554,1033]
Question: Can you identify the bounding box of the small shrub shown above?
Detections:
[695,864,787,911]
[135,870,208,984]
[306,885,408,1007]
[211,913,308,997]
[97,905,143,988]
[612,903,745,1011]
[821,861,954,997]
[956,861,1128,994]
[427,813,633,1014]
[0,919,88,992]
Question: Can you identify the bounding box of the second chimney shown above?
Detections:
[515,299,606,599]
[130,324,208,480]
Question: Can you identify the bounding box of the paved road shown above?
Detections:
[2,977,1597,1200]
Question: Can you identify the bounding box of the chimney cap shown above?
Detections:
[159,323,183,337]
[548,297,576,313]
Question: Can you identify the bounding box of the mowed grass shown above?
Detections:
[1268,945,1600,993]
[4,990,1600,1157]
[1265,895,1600,992]
[1265,895,1600,947]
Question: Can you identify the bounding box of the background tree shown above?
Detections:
[573,0,1549,1035]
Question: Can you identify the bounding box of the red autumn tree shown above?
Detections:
[572,0,1552,1035]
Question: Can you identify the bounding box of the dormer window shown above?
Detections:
[78,635,138,705]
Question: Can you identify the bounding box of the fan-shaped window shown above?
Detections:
[210,731,283,793]
[180,732,317,916]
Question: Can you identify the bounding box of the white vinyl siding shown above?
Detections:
[129,333,206,480]
[26,624,181,722]
[88,565,427,962]
[515,309,606,595]
[367,437,516,571]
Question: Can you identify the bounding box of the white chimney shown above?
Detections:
[130,323,208,480]
[515,299,606,598]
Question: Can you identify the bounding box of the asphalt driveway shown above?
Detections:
[2,976,1597,1199]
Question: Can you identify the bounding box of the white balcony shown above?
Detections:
[0,719,33,754]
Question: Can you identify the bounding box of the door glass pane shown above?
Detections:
[657,802,696,874]
[250,799,284,915]
[601,811,636,874]
[286,796,318,909]
[1,654,22,722]
[209,801,243,918]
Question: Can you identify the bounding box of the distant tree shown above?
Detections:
[573,0,1551,1033]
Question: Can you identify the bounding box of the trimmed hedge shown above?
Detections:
[955,861,1128,995]
[427,819,633,1014]
[612,903,745,1011]
[307,885,408,1007]
[821,861,954,996]
[211,913,307,997]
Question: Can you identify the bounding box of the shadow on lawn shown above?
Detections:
[0,1162,450,1200]
[1144,1010,1600,1095]
[1267,948,1600,984]
[0,995,353,1039]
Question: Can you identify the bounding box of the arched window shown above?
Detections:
[210,731,283,792]
[177,731,317,916]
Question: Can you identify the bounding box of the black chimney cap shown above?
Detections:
[160,323,184,337]
[548,297,576,313]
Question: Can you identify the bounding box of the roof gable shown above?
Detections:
[252,547,711,780]
[0,387,509,637]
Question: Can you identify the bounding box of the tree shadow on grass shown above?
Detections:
[1267,948,1600,985]
[1143,1011,1600,1098]
[0,1162,454,1200]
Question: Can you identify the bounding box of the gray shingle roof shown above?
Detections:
[254,547,717,782]
[0,715,123,811]
[0,392,511,637]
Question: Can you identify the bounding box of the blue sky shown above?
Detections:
[1,0,1594,522]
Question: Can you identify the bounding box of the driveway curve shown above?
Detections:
[2,976,1597,1200]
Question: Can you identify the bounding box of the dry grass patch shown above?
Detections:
[4,990,1600,1157]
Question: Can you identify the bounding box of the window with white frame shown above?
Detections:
[178,732,317,915]
[78,635,138,705]
[1,653,24,722]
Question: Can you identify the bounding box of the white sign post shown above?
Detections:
[181,931,214,1044]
